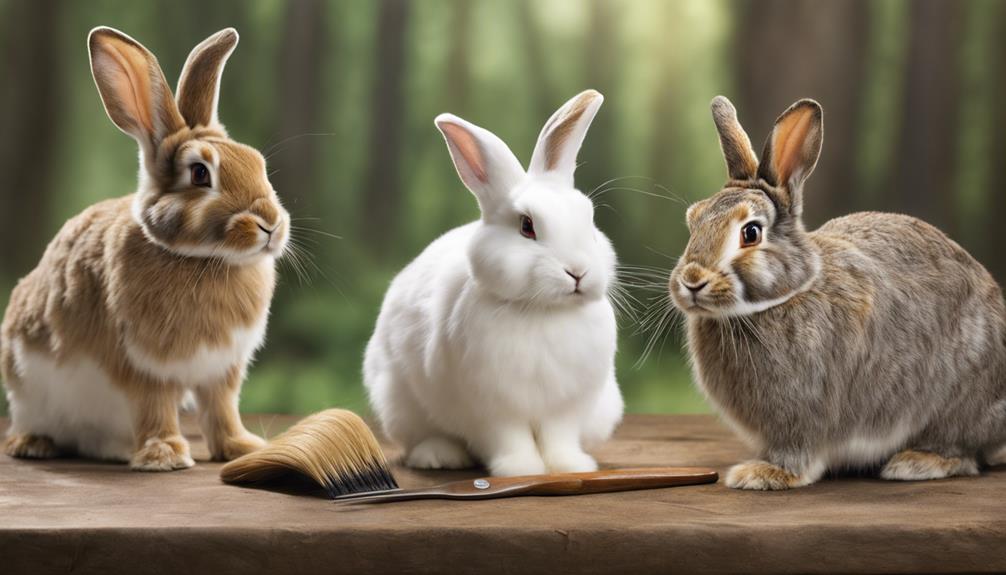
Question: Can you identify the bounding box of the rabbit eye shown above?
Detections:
[190,163,212,187]
[741,222,762,247]
[520,215,536,240]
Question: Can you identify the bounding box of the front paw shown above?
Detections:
[726,460,807,490]
[212,432,267,461]
[405,436,475,470]
[130,436,195,471]
[488,451,547,477]
[543,449,598,473]
[5,433,59,459]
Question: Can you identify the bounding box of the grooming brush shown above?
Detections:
[220,409,718,501]
[220,409,399,497]
[334,467,719,504]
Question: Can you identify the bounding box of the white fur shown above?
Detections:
[124,317,268,385]
[365,92,623,477]
[825,420,915,468]
[8,338,134,460]
[8,314,268,459]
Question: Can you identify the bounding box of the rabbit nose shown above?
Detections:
[256,222,276,235]
[566,269,587,290]
[682,279,709,293]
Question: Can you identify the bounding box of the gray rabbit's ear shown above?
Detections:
[710,96,759,181]
[528,90,604,183]
[88,27,185,156]
[176,28,239,129]
[435,113,525,217]
[757,99,823,216]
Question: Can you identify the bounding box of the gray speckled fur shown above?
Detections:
[672,97,1006,487]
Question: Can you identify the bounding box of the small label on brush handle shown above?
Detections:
[473,479,491,489]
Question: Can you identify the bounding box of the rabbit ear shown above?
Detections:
[710,96,759,181]
[176,28,238,128]
[88,27,185,155]
[528,90,603,183]
[435,114,525,215]
[757,99,823,215]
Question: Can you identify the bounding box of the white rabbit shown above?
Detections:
[364,90,623,477]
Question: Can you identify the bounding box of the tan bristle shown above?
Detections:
[219,409,398,497]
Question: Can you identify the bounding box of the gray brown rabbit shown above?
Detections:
[669,96,1006,489]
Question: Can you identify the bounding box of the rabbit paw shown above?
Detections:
[130,436,195,471]
[880,450,979,481]
[4,433,58,459]
[212,432,267,461]
[405,436,475,469]
[726,460,805,490]
[543,449,598,473]
[488,451,548,477]
[988,445,1006,467]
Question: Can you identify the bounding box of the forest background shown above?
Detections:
[1,0,1002,416]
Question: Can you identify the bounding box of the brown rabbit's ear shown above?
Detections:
[710,96,758,181]
[176,28,239,128]
[757,99,823,214]
[88,27,185,155]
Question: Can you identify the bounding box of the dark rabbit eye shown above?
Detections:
[190,163,211,187]
[741,222,762,247]
[520,215,536,240]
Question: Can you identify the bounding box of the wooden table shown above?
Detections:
[2,414,1004,574]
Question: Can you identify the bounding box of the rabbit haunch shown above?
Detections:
[670,96,1006,490]
[364,90,624,477]
[2,27,287,471]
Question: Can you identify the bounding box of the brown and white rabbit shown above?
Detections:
[0,27,288,470]
[668,96,1006,489]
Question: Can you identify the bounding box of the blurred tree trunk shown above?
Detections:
[889,0,964,235]
[518,0,554,124]
[735,0,869,228]
[0,0,62,279]
[581,0,616,193]
[362,0,409,255]
[445,0,472,114]
[985,2,1006,283]
[273,0,328,218]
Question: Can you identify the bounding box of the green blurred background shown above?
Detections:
[1,0,1004,416]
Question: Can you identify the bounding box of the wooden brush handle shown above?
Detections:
[445,467,718,499]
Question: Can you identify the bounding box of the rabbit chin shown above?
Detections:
[158,236,287,266]
[677,295,799,319]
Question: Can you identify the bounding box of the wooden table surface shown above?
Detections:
[2,414,1005,574]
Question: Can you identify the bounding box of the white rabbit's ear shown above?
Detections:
[528,89,604,182]
[757,99,823,216]
[435,114,525,215]
[176,28,239,128]
[710,96,759,181]
[88,27,185,156]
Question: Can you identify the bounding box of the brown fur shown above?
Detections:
[220,409,397,498]
[881,449,980,481]
[1,27,287,471]
[175,29,238,128]
[726,460,805,490]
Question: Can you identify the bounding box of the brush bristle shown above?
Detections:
[220,409,399,498]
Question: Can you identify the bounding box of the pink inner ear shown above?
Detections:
[771,107,815,184]
[98,39,155,135]
[441,122,487,183]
